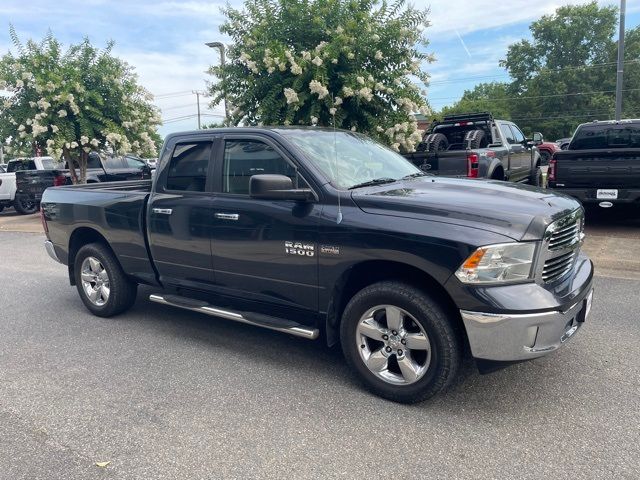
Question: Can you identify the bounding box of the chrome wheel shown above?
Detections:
[356,305,431,385]
[80,256,110,307]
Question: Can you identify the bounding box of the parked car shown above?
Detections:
[536,138,561,165]
[0,157,62,214]
[144,157,158,169]
[556,137,572,150]
[548,119,640,209]
[404,112,543,185]
[41,127,593,403]
[15,152,152,212]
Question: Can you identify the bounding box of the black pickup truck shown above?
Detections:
[404,112,544,185]
[548,120,640,209]
[41,127,593,403]
[15,152,151,214]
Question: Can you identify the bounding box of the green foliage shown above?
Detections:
[441,2,640,140]
[207,0,431,151]
[0,30,161,182]
[440,82,512,120]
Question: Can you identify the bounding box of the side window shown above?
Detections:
[87,153,103,169]
[103,156,124,169]
[499,124,516,144]
[222,139,297,195]
[166,142,211,192]
[510,125,526,144]
[124,156,145,169]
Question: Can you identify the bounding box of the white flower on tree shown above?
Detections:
[58,109,67,117]
[284,88,299,104]
[312,56,323,66]
[309,80,329,99]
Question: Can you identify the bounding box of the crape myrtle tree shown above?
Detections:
[207,0,431,152]
[0,29,161,183]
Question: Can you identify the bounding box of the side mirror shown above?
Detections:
[532,132,544,145]
[249,174,315,202]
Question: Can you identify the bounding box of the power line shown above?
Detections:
[428,60,640,86]
[430,87,640,103]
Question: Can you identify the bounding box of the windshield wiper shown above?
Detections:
[348,177,397,190]
[401,172,429,180]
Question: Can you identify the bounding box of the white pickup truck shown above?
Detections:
[0,157,59,214]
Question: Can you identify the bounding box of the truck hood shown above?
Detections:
[350,177,581,241]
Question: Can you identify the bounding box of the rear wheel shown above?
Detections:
[530,166,543,187]
[13,194,38,215]
[340,281,461,403]
[74,243,137,317]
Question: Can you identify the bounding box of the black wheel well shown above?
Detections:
[326,260,464,347]
[67,227,113,285]
[491,165,504,180]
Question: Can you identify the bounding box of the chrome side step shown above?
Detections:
[149,294,319,340]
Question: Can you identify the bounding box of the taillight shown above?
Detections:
[40,206,49,234]
[467,153,479,178]
[548,158,557,182]
[53,174,66,186]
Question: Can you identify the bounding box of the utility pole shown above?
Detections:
[205,42,229,123]
[615,0,626,121]
[192,90,202,129]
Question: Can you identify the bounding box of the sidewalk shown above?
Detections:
[0,211,43,234]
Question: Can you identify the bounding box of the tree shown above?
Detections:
[439,82,511,120]
[0,29,161,183]
[207,0,431,152]
[441,2,640,140]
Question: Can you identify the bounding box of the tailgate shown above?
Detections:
[402,151,466,176]
[16,171,58,199]
[554,149,640,188]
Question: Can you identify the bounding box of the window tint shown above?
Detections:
[124,155,145,169]
[510,125,525,143]
[499,124,516,144]
[103,156,124,169]
[570,125,640,149]
[87,153,102,169]
[7,160,36,172]
[166,142,211,192]
[222,140,297,195]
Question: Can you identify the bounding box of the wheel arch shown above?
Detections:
[325,260,464,348]
[487,159,505,180]
[67,227,115,285]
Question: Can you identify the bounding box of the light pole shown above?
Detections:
[192,90,204,129]
[615,0,626,121]
[206,41,229,123]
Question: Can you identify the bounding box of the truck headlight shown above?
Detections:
[455,242,537,284]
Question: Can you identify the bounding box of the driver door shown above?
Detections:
[209,134,321,320]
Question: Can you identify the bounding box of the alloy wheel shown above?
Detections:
[80,256,110,306]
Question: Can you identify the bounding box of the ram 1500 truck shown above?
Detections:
[548,120,640,209]
[41,127,594,403]
[404,112,544,185]
[0,157,62,214]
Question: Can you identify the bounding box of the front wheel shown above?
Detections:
[13,194,38,214]
[530,166,543,187]
[340,281,461,403]
[74,243,137,317]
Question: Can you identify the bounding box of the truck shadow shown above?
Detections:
[111,285,582,414]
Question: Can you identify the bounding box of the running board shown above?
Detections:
[148,294,319,340]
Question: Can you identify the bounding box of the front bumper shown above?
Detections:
[461,287,592,361]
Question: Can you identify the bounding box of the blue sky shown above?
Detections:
[1,0,638,137]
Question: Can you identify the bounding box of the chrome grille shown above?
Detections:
[542,250,578,283]
[539,210,584,284]
[548,219,580,250]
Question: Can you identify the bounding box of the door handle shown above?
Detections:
[215,213,239,221]
[152,208,173,215]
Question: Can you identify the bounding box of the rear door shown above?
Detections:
[147,136,218,290]
[498,123,529,180]
[208,134,320,321]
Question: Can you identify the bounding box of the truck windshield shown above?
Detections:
[279,129,421,189]
[570,124,640,149]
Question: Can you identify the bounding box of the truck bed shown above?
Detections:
[42,180,156,285]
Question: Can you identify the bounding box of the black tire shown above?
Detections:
[74,243,137,317]
[463,129,486,149]
[530,166,543,187]
[340,281,461,403]
[0,205,4,213]
[420,133,449,153]
[13,194,38,215]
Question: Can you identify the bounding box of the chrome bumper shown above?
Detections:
[460,289,593,361]
[44,240,62,264]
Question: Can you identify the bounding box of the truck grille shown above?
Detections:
[542,250,578,283]
[548,219,580,250]
[540,210,584,284]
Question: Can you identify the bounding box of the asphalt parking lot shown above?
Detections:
[1,215,639,479]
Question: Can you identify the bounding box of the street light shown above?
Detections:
[206,42,229,123]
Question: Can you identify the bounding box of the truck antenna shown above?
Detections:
[332,103,342,224]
